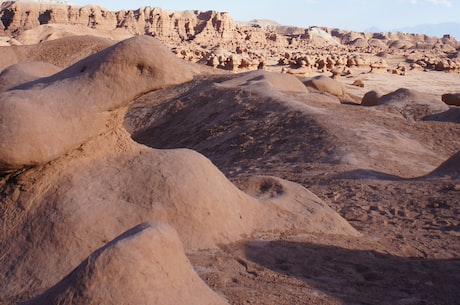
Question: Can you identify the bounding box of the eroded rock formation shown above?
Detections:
[1,1,459,74]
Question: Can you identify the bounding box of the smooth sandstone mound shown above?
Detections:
[376,88,449,120]
[16,24,132,45]
[0,36,359,302]
[0,48,358,300]
[0,35,193,171]
[220,70,308,93]
[128,72,331,174]
[0,126,358,299]
[13,35,115,68]
[0,61,61,92]
[21,222,228,305]
[0,128,257,298]
[424,151,460,180]
[303,75,346,97]
[127,70,450,178]
[237,176,356,234]
[0,35,115,72]
[302,75,356,103]
[424,107,460,123]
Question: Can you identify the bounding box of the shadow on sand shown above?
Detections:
[334,169,405,181]
[245,240,460,305]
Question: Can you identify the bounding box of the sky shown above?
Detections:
[67,0,460,33]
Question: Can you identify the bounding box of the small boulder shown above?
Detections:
[352,79,365,88]
[361,90,382,106]
[442,93,460,106]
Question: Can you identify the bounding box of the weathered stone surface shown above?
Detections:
[20,222,229,305]
[0,35,193,171]
[377,88,449,120]
[0,2,236,43]
[0,61,61,91]
[303,75,347,98]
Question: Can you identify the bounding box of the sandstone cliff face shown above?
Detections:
[1,1,459,73]
[3,1,457,50]
[0,2,114,32]
[0,2,236,42]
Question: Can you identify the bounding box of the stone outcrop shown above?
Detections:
[21,222,229,305]
[0,1,236,42]
[0,35,193,171]
[374,88,450,120]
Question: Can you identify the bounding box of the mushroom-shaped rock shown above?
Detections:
[0,35,193,172]
[20,222,228,305]
[370,59,389,73]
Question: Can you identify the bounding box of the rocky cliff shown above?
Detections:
[0,1,236,41]
[1,1,459,73]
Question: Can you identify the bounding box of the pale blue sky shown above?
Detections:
[69,0,459,32]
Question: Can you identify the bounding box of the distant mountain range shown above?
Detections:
[366,22,460,40]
